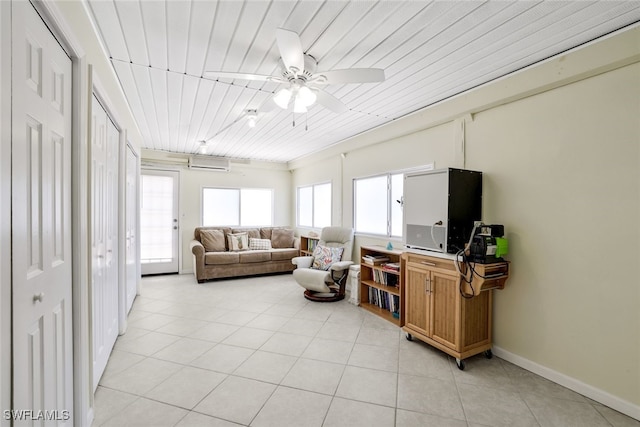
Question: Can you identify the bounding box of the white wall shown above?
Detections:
[468,62,639,409]
[290,27,640,414]
[144,159,294,273]
[0,2,11,425]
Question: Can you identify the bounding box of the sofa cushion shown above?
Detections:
[227,232,249,251]
[271,228,294,248]
[259,228,273,240]
[311,245,344,270]
[271,248,299,261]
[233,228,260,240]
[200,229,226,252]
[205,252,240,265]
[239,250,271,263]
[249,238,272,250]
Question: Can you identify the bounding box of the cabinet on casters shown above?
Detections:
[402,251,509,370]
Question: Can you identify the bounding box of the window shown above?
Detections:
[297,182,331,228]
[202,187,273,226]
[354,173,404,237]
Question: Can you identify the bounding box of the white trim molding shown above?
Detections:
[493,346,640,421]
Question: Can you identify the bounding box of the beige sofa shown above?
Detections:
[190,226,300,283]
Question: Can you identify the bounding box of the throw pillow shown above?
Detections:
[200,229,226,252]
[311,245,344,270]
[249,238,272,250]
[227,232,249,251]
[271,228,294,248]
[232,228,260,240]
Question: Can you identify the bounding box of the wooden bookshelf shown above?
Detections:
[300,234,320,256]
[359,245,404,326]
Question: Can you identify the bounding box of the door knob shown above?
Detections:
[33,293,44,303]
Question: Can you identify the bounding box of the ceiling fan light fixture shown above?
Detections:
[297,86,316,107]
[293,98,307,113]
[274,88,292,109]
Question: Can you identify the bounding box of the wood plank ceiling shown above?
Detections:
[87,0,640,163]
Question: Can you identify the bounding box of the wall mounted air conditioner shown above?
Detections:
[188,155,230,172]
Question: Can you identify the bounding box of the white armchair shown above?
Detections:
[292,227,354,302]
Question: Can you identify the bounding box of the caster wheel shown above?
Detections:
[484,349,493,359]
[456,358,465,370]
[405,333,413,341]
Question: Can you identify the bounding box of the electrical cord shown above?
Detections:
[455,248,475,299]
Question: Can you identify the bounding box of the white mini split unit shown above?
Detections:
[188,155,230,172]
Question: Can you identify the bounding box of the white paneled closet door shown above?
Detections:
[125,144,139,314]
[91,95,119,391]
[11,1,74,423]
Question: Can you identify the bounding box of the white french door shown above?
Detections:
[11,1,74,423]
[140,169,180,275]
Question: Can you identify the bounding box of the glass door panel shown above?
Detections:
[140,169,179,275]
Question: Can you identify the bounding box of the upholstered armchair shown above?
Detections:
[292,227,354,302]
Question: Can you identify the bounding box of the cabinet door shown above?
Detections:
[405,265,430,336]
[430,271,459,350]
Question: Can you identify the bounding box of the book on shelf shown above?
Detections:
[372,269,399,287]
[367,287,400,315]
[307,238,318,252]
[362,254,389,265]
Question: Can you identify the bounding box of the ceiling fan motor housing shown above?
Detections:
[280,54,317,82]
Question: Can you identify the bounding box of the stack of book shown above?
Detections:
[362,254,389,265]
[382,262,400,273]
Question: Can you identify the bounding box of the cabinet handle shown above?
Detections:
[420,261,436,266]
[424,278,429,294]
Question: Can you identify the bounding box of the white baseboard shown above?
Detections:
[493,346,640,421]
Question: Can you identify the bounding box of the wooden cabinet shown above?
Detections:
[359,246,404,326]
[402,251,509,369]
[300,235,319,256]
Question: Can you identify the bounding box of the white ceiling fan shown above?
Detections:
[204,28,385,114]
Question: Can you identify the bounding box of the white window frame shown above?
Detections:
[297,182,332,229]
[353,172,404,238]
[201,186,274,227]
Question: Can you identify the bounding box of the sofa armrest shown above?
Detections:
[329,260,353,272]
[293,237,300,250]
[292,256,314,269]
[190,240,206,283]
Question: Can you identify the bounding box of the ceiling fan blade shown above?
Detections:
[315,90,349,114]
[204,71,284,83]
[276,28,304,74]
[315,68,385,84]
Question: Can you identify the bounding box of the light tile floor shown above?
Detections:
[92,274,639,427]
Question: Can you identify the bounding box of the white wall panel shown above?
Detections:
[140,1,168,70]
[185,1,218,77]
[87,0,129,60]
[166,1,191,74]
[114,1,148,65]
